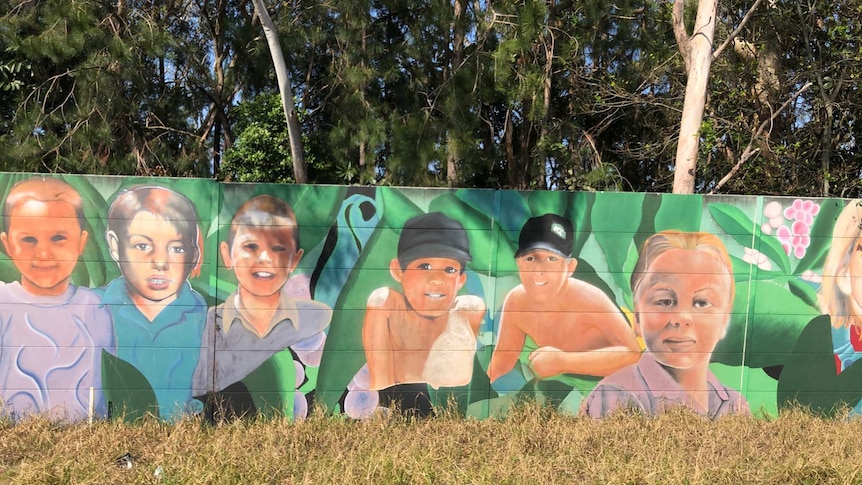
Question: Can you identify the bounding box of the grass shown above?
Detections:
[1,404,862,484]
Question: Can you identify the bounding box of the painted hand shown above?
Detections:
[528,346,563,379]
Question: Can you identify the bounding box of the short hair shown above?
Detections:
[631,230,735,306]
[107,185,203,278]
[820,200,862,328]
[226,195,299,250]
[3,177,85,232]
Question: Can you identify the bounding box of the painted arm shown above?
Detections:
[487,295,527,383]
[362,287,396,390]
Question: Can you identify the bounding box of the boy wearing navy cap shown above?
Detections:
[487,214,640,385]
[362,212,486,391]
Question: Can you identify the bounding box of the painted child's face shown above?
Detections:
[391,257,466,318]
[115,211,193,303]
[1,200,87,296]
[516,249,576,302]
[221,223,302,298]
[635,248,732,371]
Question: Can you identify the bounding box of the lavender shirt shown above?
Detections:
[0,282,115,421]
[581,353,749,419]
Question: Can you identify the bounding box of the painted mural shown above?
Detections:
[0,172,857,422]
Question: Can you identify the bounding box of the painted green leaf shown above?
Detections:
[712,281,818,367]
[709,203,790,275]
[796,198,845,274]
[102,350,158,422]
[527,190,570,221]
[430,192,509,275]
[592,192,644,295]
[570,191,594,255]
[654,193,702,232]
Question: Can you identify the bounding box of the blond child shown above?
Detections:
[583,231,749,418]
[0,177,114,421]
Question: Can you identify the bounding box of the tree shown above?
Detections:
[672,0,718,194]
[249,0,307,184]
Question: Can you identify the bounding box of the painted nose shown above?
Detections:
[672,309,693,327]
[257,250,272,263]
[151,247,169,270]
[34,243,52,260]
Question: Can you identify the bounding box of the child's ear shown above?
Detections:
[77,230,89,256]
[567,257,578,275]
[219,241,233,270]
[288,248,304,273]
[105,230,120,262]
[456,270,467,289]
[633,312,642,338]
[0,232,8,255]
[389,258,403,283]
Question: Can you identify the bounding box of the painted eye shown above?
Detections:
[51,234,67,242]
[272,245,287,252]
[417,263,432,270]
[244,243,259,252]
[169,245,186,254]
[444,266,458,274]
[694,299,713,309]
[547,255,559,262]
[21,236,37,245]
[654,298,675,307]
[134,243,152,252]
[524,256,535,262]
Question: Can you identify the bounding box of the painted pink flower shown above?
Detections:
[784,199,820,226]
[778,221,811,258]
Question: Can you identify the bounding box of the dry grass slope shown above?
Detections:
[1,404,861,484]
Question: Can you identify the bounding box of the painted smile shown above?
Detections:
[252,271,275,279]
[424,292,446,299]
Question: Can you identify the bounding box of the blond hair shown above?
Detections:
[820,200,862,328]
[631,230,735,306]
[3,177,85,232]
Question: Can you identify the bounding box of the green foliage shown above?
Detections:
[220,92,315,183]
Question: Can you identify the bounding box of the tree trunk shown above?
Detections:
[672,0,717,194]
[250,0,308,184]
[446,0,466,187]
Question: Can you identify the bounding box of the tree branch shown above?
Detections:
[672,0,691,71]
[708,82,812,194]
[712,0,766,60]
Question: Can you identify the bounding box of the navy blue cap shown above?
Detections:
[397,212,472,267]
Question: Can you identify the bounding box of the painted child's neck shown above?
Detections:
[237,287,281,336]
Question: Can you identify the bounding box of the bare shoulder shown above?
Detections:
[453,294,486,312]
[500,285,528,311]
[367,287,395,309]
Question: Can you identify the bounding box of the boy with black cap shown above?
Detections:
[487,213,640,384]
[362,212,486,391]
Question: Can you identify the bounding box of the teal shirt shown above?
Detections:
[97,277,206,420]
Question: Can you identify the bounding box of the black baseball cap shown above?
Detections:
[397,212,472,267]
[515,213,574,258]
